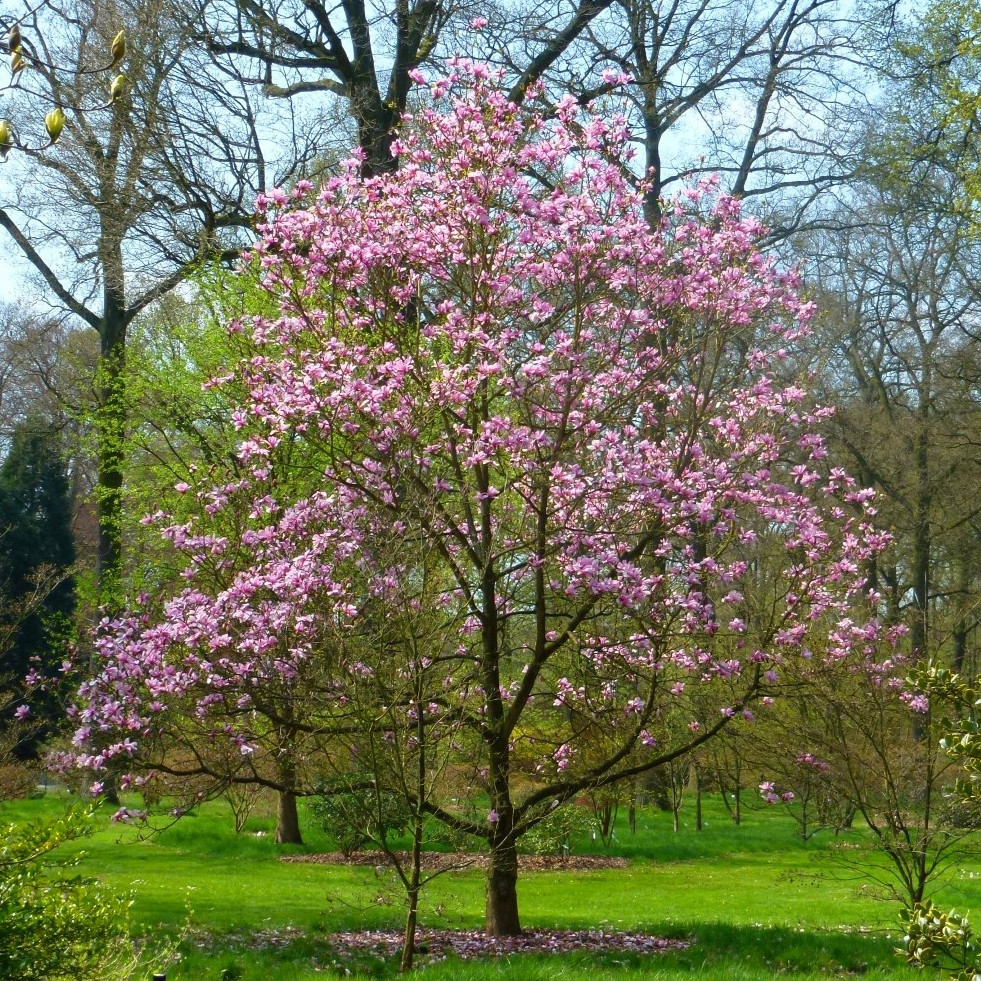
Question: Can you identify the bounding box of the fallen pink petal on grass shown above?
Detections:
[325,927,689,962]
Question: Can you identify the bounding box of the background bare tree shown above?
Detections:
[798,110,981,669]
[192,0,622,176]
[0,0,322,599]
[544,0,902,232]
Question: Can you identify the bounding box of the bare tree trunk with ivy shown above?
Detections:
[0,0,316,604]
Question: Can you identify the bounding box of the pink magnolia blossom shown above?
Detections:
[64,61,887,899]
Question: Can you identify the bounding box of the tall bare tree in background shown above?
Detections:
[556,0,901,231]
[0,0,322,600]
[784,0,981,672]
[799,130,981,670]
[192,0,620,177]
[186,0,906,236]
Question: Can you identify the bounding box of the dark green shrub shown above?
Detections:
[310,776,409,856]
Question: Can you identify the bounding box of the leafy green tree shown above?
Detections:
[117,268,326,843]
[891,0,981,218]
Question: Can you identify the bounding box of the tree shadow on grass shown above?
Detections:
[643,921,921,979]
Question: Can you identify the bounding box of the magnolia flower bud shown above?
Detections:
[10,49,25,73]
[109,73,126,101]
[0,120,12,158]
[8,24,21,52]
[44,107,65,143]
[110,29,125,65]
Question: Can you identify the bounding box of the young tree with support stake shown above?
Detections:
[66,63,890,936]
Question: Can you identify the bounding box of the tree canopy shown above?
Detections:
[64,64,893,935]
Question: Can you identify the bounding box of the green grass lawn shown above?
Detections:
[4,791,976,979]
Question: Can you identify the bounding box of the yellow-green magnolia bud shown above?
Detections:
[44,107,66,143]
[109,73,126,101]
[110,29,125,65]
[0,119,12,158]
[8,24,21,52]
[10,49,25,73]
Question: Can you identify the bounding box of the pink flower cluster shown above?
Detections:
[63,62,888,808]
[759,781,795,804]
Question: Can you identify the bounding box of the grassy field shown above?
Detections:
[4,790,976,979]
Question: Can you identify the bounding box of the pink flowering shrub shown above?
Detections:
[64,62,890,933]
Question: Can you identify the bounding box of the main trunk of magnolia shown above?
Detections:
[485,836,521,936]
[276,790,303,844]
[275,723,303,843]
[480,524,522,936]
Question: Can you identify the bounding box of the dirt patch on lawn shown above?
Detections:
[280,850,631,872]
[327,927,687,961]
[191,925,687,963]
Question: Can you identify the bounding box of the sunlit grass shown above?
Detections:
[4,791,977,978]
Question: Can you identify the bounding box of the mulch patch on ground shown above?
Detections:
[191,926,688,964]
[326,927,688,961]
[280,850,631,871]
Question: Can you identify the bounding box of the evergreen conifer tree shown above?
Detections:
[0,421,76,756]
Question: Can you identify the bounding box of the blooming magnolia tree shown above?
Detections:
[66,63,889,935]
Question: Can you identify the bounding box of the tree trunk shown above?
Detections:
[400,667,427,971]
[643,105,663,226]
[694,772,703,832]
[400,884,420,973]
[350,75,399,178]
[485,835,521,936]
[399,814,424,973]
[96,291,127,608]
[953,550,971,673]
[670,763,684,832]
[910,417,931,662]
[93,284,127,803]
[276,789,303,844]
[102,775,120,807]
